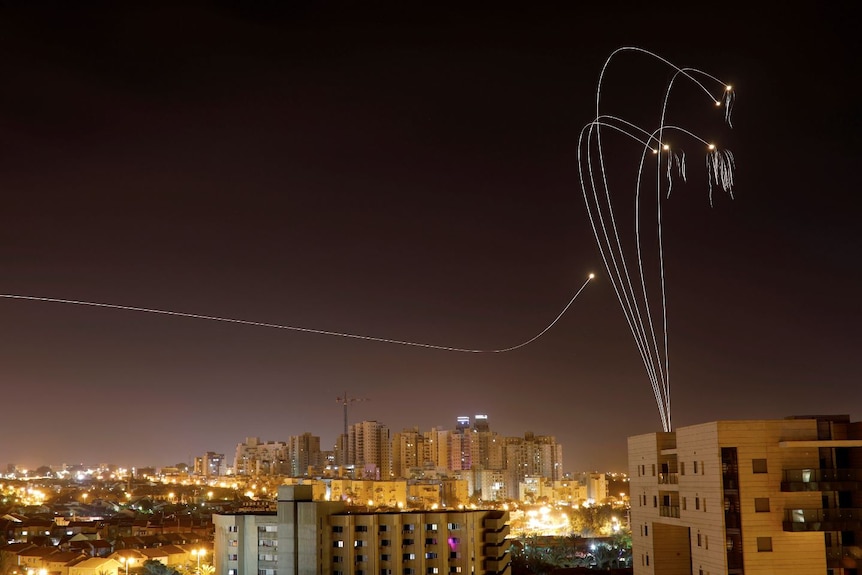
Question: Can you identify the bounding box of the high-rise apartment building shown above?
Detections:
[391,427,424,479]
[628,415,862,575]
[213,485,511,575]
[288,432,322,477]
[348,421,392,480]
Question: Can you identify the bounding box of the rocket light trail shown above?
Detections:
[580,47,737,432]
[0,274,594,354]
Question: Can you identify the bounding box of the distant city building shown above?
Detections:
[391,427,424,479]
[288,432,321,477]
[193,452,224,477]
[628,414,862,575]
[347,421,391,480]
[233,437,288,476]
[505,432,564,486]
[212,485,510,575]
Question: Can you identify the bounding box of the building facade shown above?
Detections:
[213,485,511,575]
[628,415,862,575]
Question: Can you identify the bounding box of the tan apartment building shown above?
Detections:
[213,485,511,575]
[628,415,862,575]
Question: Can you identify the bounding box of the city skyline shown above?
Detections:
[1,4,859,471]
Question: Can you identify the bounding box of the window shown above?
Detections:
[447,523,460,530]
[379,525,389,532]
[356,525,369,532]
[381,554,390,561]
[449,537,460,544]
[755,498,770,512]
[757,537,773,552]
[264,525,277,532]
[703,498,707,512]
[450,568,462,573]
[651,464,656,476]
[425,552,438,559]
[426,523,438,531]
[427,569,439,574]
[228,525,238,532]
[449,552,460,559]
[752,459,768,474]
[355,540,367,548]
[682,497,687,511]
[228,570,237,575]
[653,495,658,507]
[333,525,344,533]
[334,541,344,548]
[695,497,700,510]
[381,539,391,547]
[697,533,702,547]
[700,461,705,474]
[425,538,437,545]
[356,555,367,563]
[403,539,415,546]
[644,524,648,536]
[403,553,416,560]
[705,535,708,550]
[680,462,685,475]
[693,460,698,474]
[404,524,415,533]
[228,555,237,561]
[229,539,238,547]
[333,556,343,563]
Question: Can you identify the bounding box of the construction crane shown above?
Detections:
[336,392,370,437]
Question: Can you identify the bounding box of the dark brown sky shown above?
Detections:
[0,3,859,472]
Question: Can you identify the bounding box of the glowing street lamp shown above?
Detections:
[191,548,207,574]
[119,557,136,575]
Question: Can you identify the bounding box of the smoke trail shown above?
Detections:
[0,275,593,354]
[580,48,736,431]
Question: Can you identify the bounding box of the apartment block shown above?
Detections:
[628,415,862,575]
[213,485,511,575]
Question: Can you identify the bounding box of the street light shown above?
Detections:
[119,556,135,575]
[191,548,207,574]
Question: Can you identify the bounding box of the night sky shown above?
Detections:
[1,3,859,472]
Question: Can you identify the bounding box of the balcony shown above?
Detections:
[659,505,680,518]
[658,472,679,485]
[782,468,862,492]
[826,545,862,569]
[783,508,862,532]
[483,524,510,544]
[482,555,512,574]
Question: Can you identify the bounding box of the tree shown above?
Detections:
[142,560,179,575]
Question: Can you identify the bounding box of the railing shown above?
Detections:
[783,508,862,532]
[659,505,680,518]
[658,472,679,485]
[782,468,862,491]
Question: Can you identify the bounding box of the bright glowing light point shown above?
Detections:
[726,85,733,91]
[662,144,670,151]
[588,273,595,279]
[715,100,722,106]
[652,148,658,154]
[708,144,716,150]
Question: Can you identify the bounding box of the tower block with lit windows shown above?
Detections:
[628,415,862,575]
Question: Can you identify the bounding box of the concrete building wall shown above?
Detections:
[629,417,860,575]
